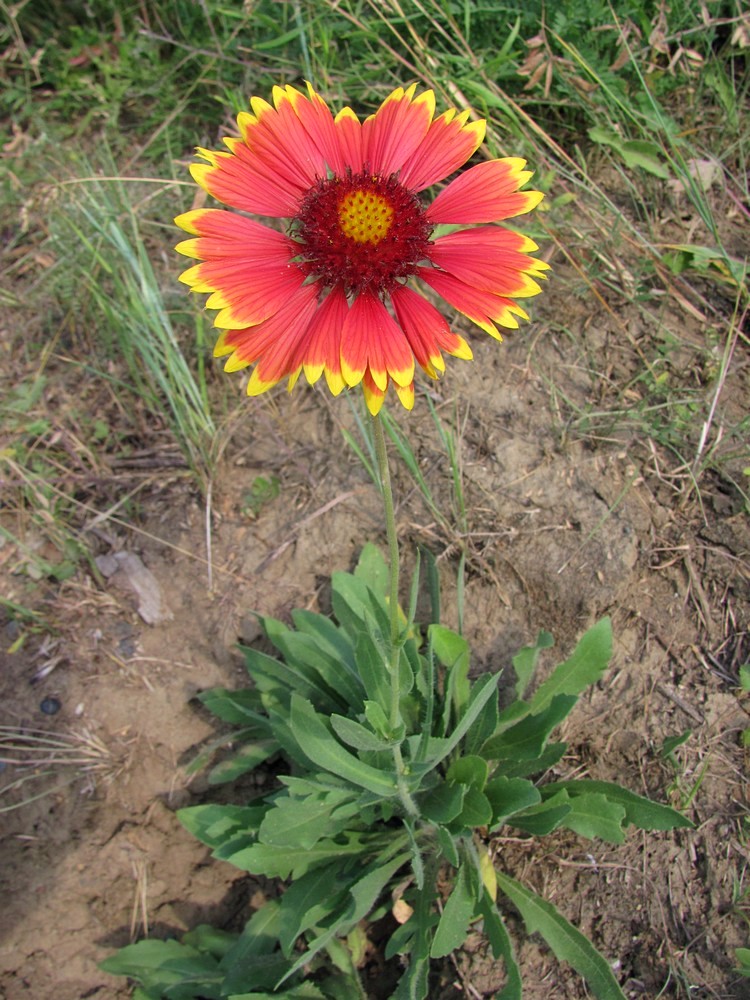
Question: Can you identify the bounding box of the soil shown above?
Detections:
[1,173,749,1000]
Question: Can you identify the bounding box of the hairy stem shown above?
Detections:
[372,411,418,819]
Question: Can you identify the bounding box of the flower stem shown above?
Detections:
[371,411,418,820]
[371,412,400,652]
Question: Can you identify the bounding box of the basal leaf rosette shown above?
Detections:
[176,83,549,414]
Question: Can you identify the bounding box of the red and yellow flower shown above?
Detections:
[176,83,548,414]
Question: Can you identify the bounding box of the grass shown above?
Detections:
[0,724,122,812]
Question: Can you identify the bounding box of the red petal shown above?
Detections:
[220,284,319,386]
[288,83,348,175]
[175,209,292,261]
[427,158,544,224]
[237,88,328,190]
[399,109,485,192]
[362,86,435,176]
[418,267,529,336]
[391,286,448,377]
[186,259,305,329]
[334,108,364,172]
[340,293,414,390]
[190,152,303,217]
[429,226,548,297]
[291,285,349,393]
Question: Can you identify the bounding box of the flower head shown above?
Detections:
[176,83,548,414]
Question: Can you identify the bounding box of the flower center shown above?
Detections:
[337,190,394,245]
[293,170,433,296]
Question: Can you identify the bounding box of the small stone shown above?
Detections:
[40,696,62,715]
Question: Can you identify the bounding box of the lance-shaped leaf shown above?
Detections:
[543,779,694,831]
[289,694,397,798]
[528,617,612,715]
[431,858,480,958]
[497,873,626,1000]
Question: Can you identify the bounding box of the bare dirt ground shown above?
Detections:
[1,180,748,999]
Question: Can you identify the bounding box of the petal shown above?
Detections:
[181,259,305,329]
[340,293,415,390]
[429,226,549,297]
[235,86,329,190]
[394,381,415,410]
[334,107,364,172]
[362,85,435,176]
[399,109,485,192]
[391,285,472,379]
[175,209,292,261]
[291,285,349,395]
[190,149,303,217]
[215,284,320,392]
[418,267,529,338]
[427,158,544,224]
[361,370,386,416]
[288,82,348,175]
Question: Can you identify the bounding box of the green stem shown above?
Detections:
[371,411,418,820]
[371,412,400,652]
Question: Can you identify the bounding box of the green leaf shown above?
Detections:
[331,713,401,751]
[99,939,223,999]
[219,901,283,981]
[460,681,499,756]
[477,891,522,1000]
[363,700,392,739]
[229,987,326,999]
[619,139,670,178]
[241,644,327,707]
[529,618,612,715]
[290,609,358,678]
[431,861,478,958]
[331,568,390,638]
[392,876,438,1000]
[482,695,576,761]
[198,687,267,726]
[258,790,358,850]
[430,625,471,728]
[425,673,500,769]
[278,865,349,955]
[260,618,350,711]
[659,730,691,760]
[208,741,279,785]
[223,835,367,880]
[587,128,669,179]
[177,804,266,850]
[436,825,459,867]
[446,755,488,791]
[513,629,554,699]
[182,925,237,960]
[485,776,542,829]
[283,851,411,983]
[289,694,397,797]
[497,873,627,999]
[510,790,571,836]
[498,741,567,779]
[563,793,626,844]
[453,787,492,828]
[354,543,390,599]
[543,780,693,831]
[354,630,392,713]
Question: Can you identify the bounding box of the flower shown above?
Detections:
[176,83,548,414]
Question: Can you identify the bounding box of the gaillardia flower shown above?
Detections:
[176,83,548,414]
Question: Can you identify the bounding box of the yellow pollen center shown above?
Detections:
[338,189,394,245]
